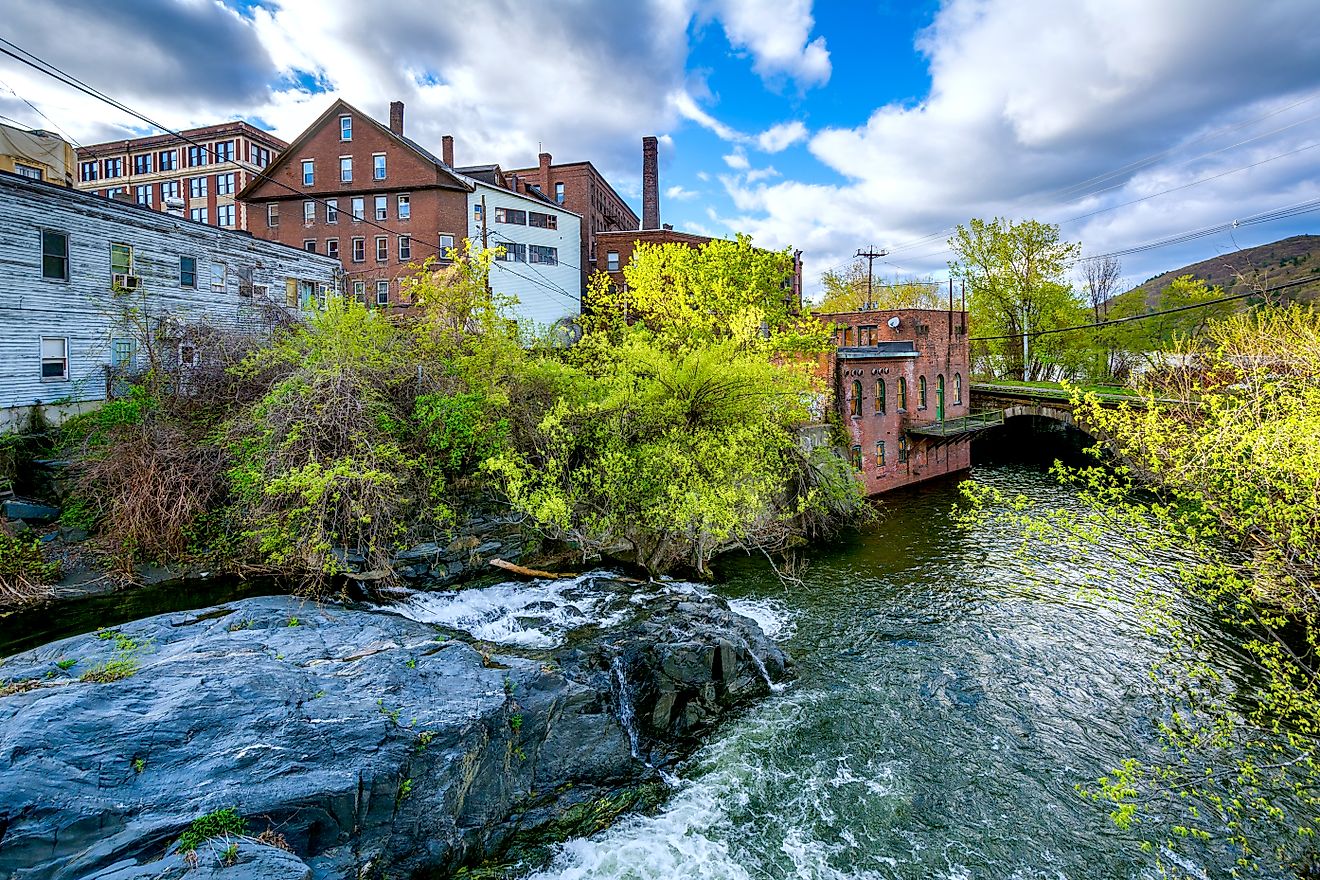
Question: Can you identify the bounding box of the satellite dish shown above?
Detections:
[887,316,901,329]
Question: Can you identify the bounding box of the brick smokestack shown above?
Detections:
[539,151,552,194]
[642,135,659,230]
[389,101,404,135]
[442,135,454,167]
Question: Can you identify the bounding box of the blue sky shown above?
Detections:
[2,0,1318,298]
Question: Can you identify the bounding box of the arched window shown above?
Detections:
[897,436,909,462]
[850,445,863,471]
[897,377,907,411]
[875,440,886,467]
[850,379,862,417]
[918,376,928,409]
[955,373,963,405]
[874,379,886,414]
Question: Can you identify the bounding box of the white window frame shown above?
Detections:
[326,238,339,259]
[301,159,314,186]
[303,239,317,253]
[40,336,68,381]
[375,280,389,307]
[438,234,455,260]
[340,156,352,182]
[606,251,620,271]
[398,234,411,261]
[397,194,410,220]
[374,195,387,221]
[351,237,365,263]
[267,203,279,227]
[211,261,227,291]
[303,200,316,224]
[375,235,388,262]
[353,280,366,302]
[373,153,386,180]
[326,198,338,223]
[351,196,364,221]
[340,115,352,141]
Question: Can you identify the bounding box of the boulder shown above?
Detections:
[0,587,785,880]
[2,499,60,525]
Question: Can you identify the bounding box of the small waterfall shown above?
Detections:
[610,655,678,787]
[740,637,785,694]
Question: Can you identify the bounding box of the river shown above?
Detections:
[522,461,1246,880]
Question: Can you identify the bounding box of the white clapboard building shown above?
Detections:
[0,171,340,429]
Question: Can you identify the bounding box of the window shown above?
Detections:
[397,194,410,220]
[216,172,236,195]
[351,196,364,220]
[351,237,365,262]
[211,261,226,290]
[326,198,339,223]
[918,376,927,409]
[159,149,177,171]
[859,325,876,346]
[374,195,387,221]
[132,184,150,206]
[189,176,207,199]
[555,182,564,204]
[937,375,945,419]
[373,153,386,180]
[105,157,124,178]
[375,236,389,261]
[189,207,208,224]
[376,280,389,306]
[303,200,316,224]
[849,445,863,471]
[843,326,853,346]
[251,146,270,169]
[528,211,558,229]
[398,235,411,261]
[876,441,886,467]
[340,156,352,182]
[352,280,365,302]
[133,153,152,174]
[897,377,907,410]
[302,159,314,186]
[41,230,68,281]
[105,187,125,200]
[529,244,558,265]
[303,240,317,253]
[214,140,234,162]
[473,204,483,223]
[180,256,197,288]
[606,250,620,271]
[874,379,885,414]
[217,204,235,227]
[79,160,98,182]
[340,115,352,141]
[850,380,862,418]
[326,239,339,259]
[111,339,136,370]
[267,203,279,227]
[40,337,68,380]
[438,234,455,260]
[13,162,40,180]
[162,179,180,201]
[898,437,909,463]
[179,343,197,368]
[954,373,963,405]
[187,145,207,167]
[110,243,133,276]
[497,242,526,262]
[494,207,526,225]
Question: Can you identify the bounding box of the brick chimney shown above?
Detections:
[389,101,404,135]
[642,135,659,230]
[539,151,552,193]
[441,135,454,167]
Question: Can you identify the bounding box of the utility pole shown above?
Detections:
[855,246,887,310]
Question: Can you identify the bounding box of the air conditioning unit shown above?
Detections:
[112,273,141,291]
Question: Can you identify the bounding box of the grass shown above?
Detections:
[55,658,78,670]
[80,657,139,683]
[176,807,246,853]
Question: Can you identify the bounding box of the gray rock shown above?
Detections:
[77,841,310,880]
[393,542,441,563]
[58,526,89,543]
[3,499,60,524]
[474,541,503,556]
[0,587,786,880]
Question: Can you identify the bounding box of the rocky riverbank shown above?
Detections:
[0,577,787,879]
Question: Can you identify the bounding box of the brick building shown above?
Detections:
[506,151,638,293]
[75,122,285,231]
[238,99,581,328]
[818,307,973,494]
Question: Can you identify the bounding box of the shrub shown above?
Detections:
[0,530,60,607]
[176,807,246,853]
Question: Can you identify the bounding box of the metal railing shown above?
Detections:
[906,409,1005,437]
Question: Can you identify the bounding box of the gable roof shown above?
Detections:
[236,98,472,202]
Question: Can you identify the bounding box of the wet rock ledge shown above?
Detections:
[0,586,786,879]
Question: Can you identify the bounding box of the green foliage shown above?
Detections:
[176,807,246,853]
[60,384,159,449]
[55,658,77,671]
[0,531,61,603]
[80,656,139,683]
[815,268,947,313]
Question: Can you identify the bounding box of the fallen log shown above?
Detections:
[489,558,573,579]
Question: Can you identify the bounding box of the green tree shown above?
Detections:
[815,266,947,313]
[948,217,1086,380]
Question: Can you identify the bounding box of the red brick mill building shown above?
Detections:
[817,307,974,494]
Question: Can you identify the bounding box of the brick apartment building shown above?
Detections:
[595,136,803,305]
[75,122,285,231]
[818,307,973,494]
[238,99,581,329]
[507,152,638,293]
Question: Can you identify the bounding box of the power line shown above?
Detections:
[0,36,584,308]
[968,276,1315,342]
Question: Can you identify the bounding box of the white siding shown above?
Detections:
[0,173,339,423]
[467,182,582,332]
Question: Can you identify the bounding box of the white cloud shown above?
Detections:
[666,184,699,200]
[756,120,808,152]
[701,0,831,88]
[722,148,750,170]
[669,89,745,142]
[745,166,780,183]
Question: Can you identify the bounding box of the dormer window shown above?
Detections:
[340,115,352,141]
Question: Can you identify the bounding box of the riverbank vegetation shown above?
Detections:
[1,239,861,600]
[960,303,1320,876]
